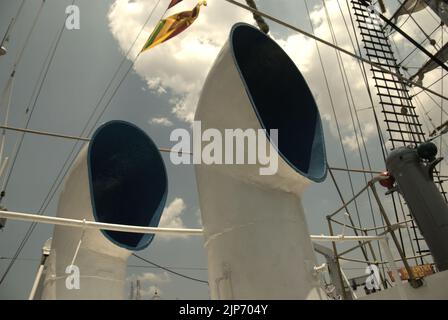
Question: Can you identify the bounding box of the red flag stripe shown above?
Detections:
[168,0,183,9]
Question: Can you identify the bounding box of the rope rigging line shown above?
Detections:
[0,77,14,179]
[132,253,208,285]
[346,0,440,269]
[12,0,46,71]
[368,5,430,260]
[221,0,448,102]
[303,0,364,228]
[311,4,386,271]
[336,0,382,169]
[395,24,443,68]
[303,1,378,268]
[30,0,166,206]
[397,23,442,68]
[388,0,420,36]
[333,0,386,270]
[410,78,448,119]
[3,0,446,287]
[0,0,27,47]
[398,51,448,263]
[360,0,448,74]
[1,0,75,195]
[385,34,446,263]
[320,0,367,230]
[0,0,163,286]
[326,166,373,264]
[12,2,166,279]
[388,0,438,51]
[412,71,448,98]
[343,0,389,163]
[0,255,208,271]
[439,29,445,175]
[0,1,45,105]
[244,0,269,34]
[413,94,448,168]
[0,0,46,190]
[0,0,77,286]
[398,52,448,129]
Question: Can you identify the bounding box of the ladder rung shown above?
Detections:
[366,53,397,62]
[353,11,371,19]
[372,76,408,85]
[375,84,409,92]
[382,111,418,118]
[384,119,422,126]
[359,32,388,42]
[390,141,420,145]
[364,46,394,55]
[358,28,387,38]
[386,128,424,135]
[356,19,383,30]
[378,101,414,108]
[370,61,400,69]
[352,0,371,6]
[363,38,390,48]
[378,93,412,100]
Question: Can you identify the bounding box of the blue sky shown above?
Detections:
[0,0,446,299]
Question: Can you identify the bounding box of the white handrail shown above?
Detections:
[0,210,203,236]
[0,209,389,241]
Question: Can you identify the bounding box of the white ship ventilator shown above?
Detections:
[40,120,168,299]
[195,23,327,300]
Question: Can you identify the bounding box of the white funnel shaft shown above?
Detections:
[195,23,327,299]
[41,121,167,299]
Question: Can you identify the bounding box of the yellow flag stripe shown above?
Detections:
[141,20,166,52]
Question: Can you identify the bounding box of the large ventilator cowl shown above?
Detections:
[195,23,327,299]
[41,120,168,299]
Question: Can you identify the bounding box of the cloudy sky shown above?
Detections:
[0,0,447,299]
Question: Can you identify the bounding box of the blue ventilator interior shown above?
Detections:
[88,120,168,250]
[231,23,327,182]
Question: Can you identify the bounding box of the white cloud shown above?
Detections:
[138,271,171,283]
[287,0,381,146]
[342,134,361,151]
[149,116,173,126]
[128,270,171,283]
[108,0,253,123]
[107,0,444,163]
[158,197,189,240]
[107,0,321,124]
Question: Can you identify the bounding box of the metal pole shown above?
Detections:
[379,237,408,300]
[311,235,386,242]
[327,217,348,300]
[0,209,204,236]
[370,183,422,287]
[340,268,358,299]
[28,261,45,300]
[0,157,8,180]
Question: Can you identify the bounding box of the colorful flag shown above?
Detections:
[141,1,206,53]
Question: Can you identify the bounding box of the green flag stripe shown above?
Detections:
[142,20,166,51]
